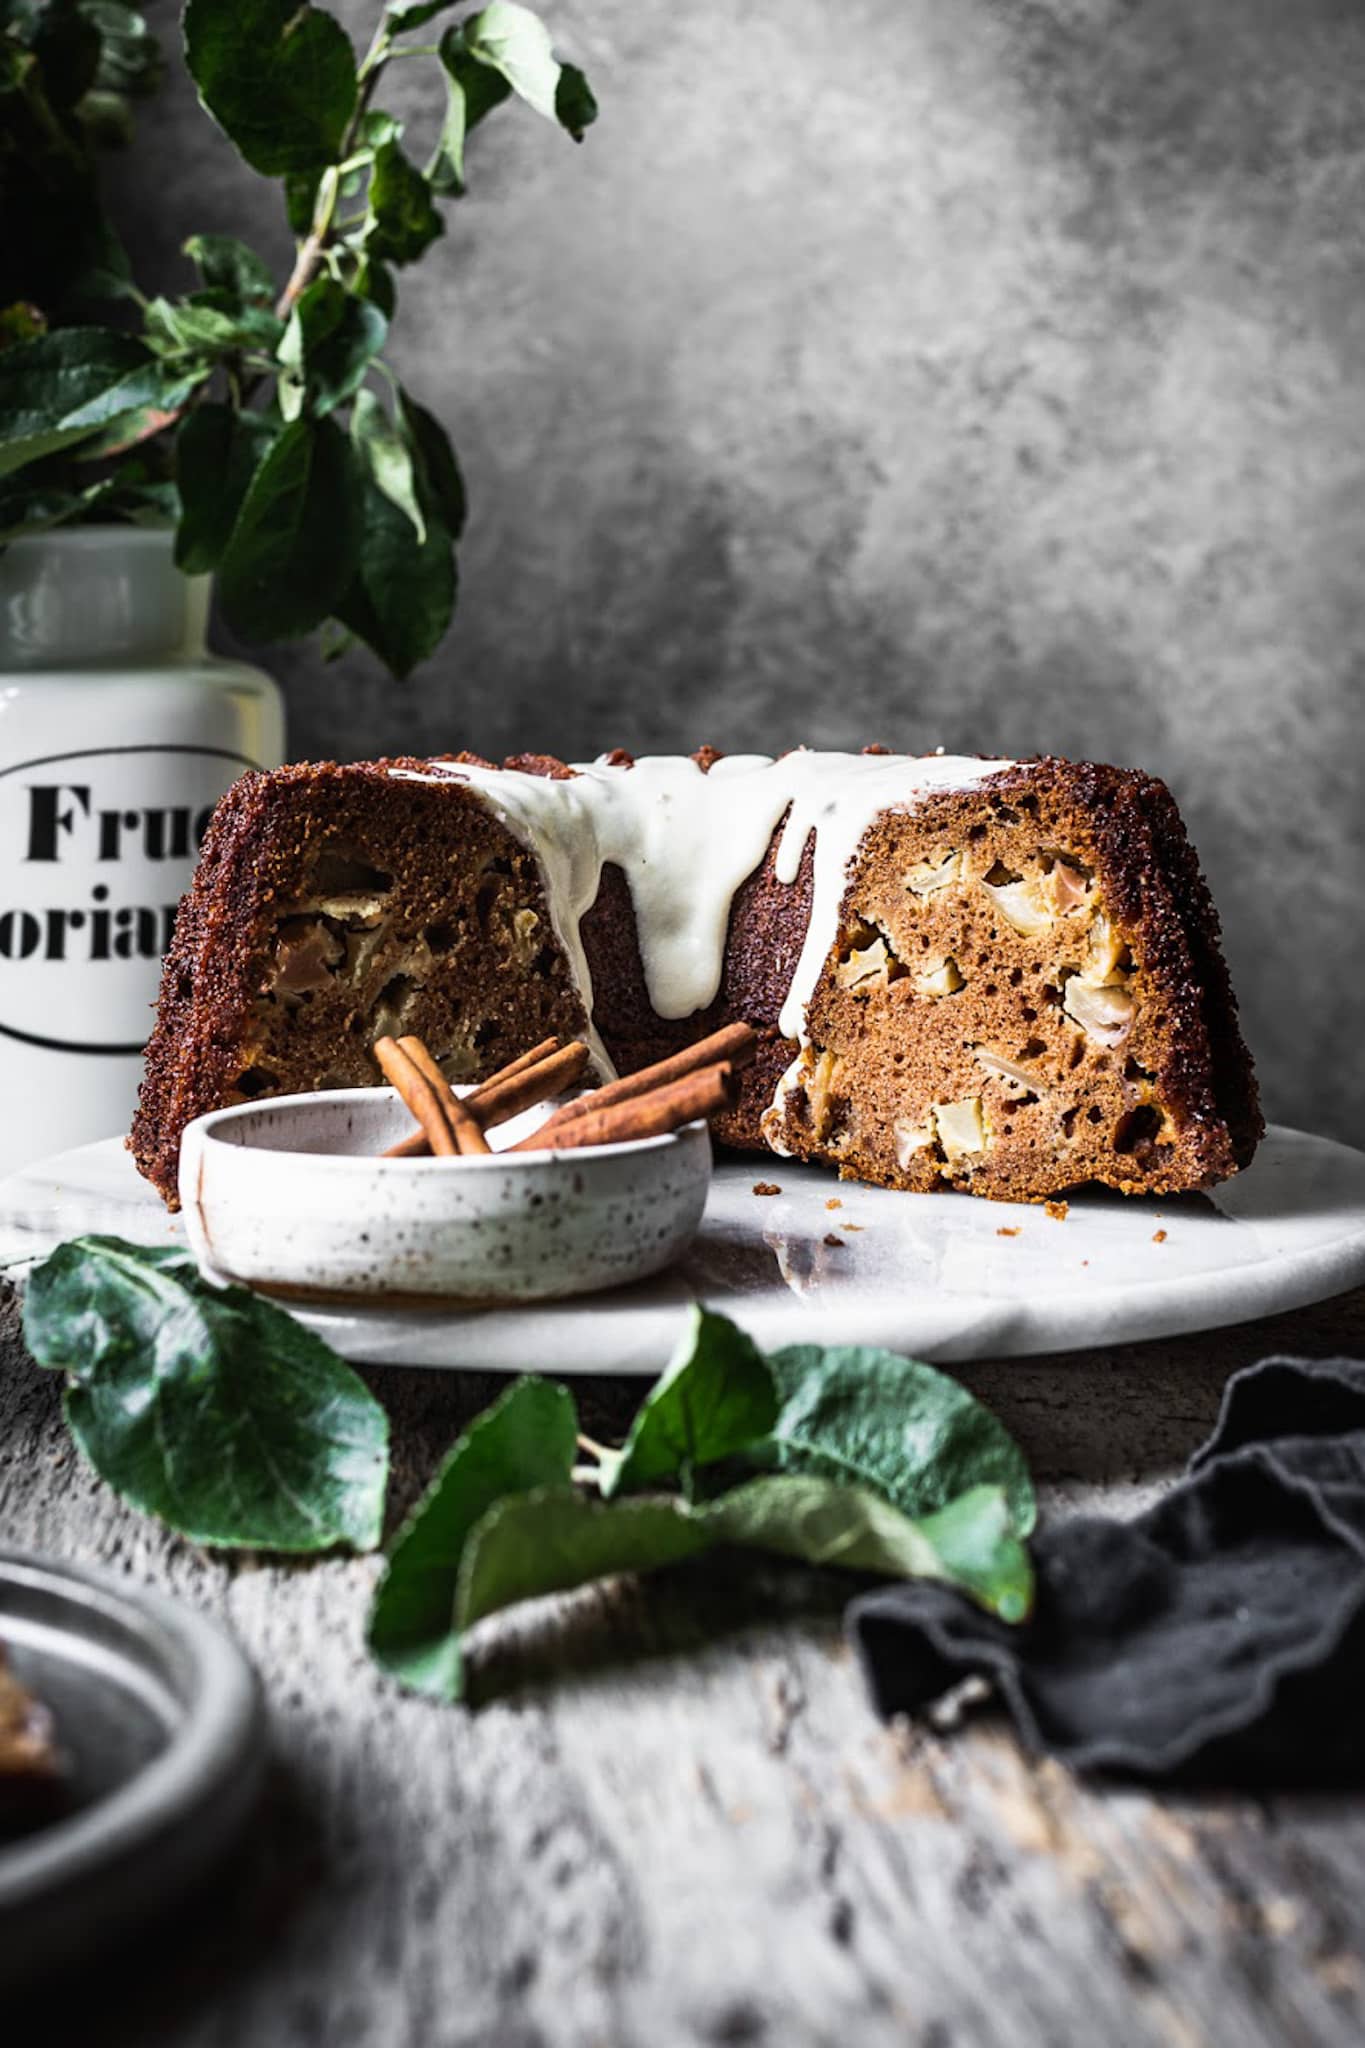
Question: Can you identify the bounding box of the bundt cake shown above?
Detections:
[130,747,1261,1207]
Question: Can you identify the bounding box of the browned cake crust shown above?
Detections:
[130,750,1261,1207]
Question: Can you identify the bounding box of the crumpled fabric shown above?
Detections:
[847,1356,1365,1783]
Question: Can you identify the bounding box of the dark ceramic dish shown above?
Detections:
[0,1550,265,1988]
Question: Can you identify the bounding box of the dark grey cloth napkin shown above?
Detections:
[848,1356,1365,1783]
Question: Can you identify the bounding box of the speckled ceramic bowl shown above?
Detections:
[177,1086,712,1307]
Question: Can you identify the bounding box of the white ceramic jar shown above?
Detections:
[0,528,285,1176]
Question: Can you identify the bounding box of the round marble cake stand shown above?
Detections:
[2,1126,1364,1371]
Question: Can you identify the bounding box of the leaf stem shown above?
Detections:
[275,13,394,318]
[576,1431,611,1461]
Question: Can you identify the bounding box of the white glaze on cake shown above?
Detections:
[391,751,1012,1077]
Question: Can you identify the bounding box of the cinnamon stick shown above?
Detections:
[384,1035,565,1158]
[527,1021,757,1144]
[374,1037,459,1157]
[508,1061,737,1152]
[469,1038,590,1128]
[471,1036,563,1101]
[397,1036,491,1156]
[384,1129,437,1161]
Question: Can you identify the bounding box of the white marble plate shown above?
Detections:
[2,1125,1363,1369]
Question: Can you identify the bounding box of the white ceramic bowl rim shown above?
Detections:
[187,1086,711,1170]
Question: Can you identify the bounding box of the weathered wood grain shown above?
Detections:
[4,1283,1365,2048]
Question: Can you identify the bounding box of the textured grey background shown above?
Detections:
[109,0,1365,1143]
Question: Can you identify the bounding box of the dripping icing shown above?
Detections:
[390,750,1012,1069]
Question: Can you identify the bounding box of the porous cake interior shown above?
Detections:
[765,776,1248,1198]
[253,842,578,1090]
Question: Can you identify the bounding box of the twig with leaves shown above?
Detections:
[0,0,597,676]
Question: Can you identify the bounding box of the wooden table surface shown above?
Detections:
[5,1282,1365,2048]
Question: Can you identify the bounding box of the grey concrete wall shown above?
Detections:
[110,0,1365,1144]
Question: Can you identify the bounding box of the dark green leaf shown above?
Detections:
[763,1344,1036,1535]
[29,0,101,107]
[399,390,464,537]
[462,1,560,120]
[65,209,137,306]
[174,403,277,573]
[218,414,360,641]
[385,0,452,28]
[0,327,162,476]
[335,110,402,202]
[458,1488,713,1636]
[703,1476,1031,1618]
[0,481,84,543]
[183,233,276,307]
[354,256,395,320]
[430,34,510,194]
[74,86,132,143]
[0,457,178,539]
[22,1236,389,1552]
[183,0,357,175]
[80,0,162,97]
[908,1486,1034,1622]
[335,462,455,678]
[276,276,386,421]
[553,61,595,140]
[354,107,401,150]
[452,1472,1032,1690]
[450,4,596,145]
[445,30,514,124]
[366,137,443,264]
[68,390,205,461]
[368,1376,576,1698]
[428,57,468,195]
[144,291,284,357]
[599,1305,777,1500]
[285,167,320,236]
[351,386,424,539]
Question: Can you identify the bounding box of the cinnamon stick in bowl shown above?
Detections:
[375,1027,744,1160]
[374,1038,460,1157]
[396,1036,491,1155]
[525,1021,757,1146]
[471,1039,591,1127]
[382,1035,579,1158]
[507,1060,738,1152]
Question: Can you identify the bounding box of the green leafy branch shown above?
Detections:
[0,0,597,676]
[21,1243,1036,1705]
[370,1305,1037,1702]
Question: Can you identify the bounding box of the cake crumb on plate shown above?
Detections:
[752,1181,782,1197]
[1045,1199,1069,1221]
